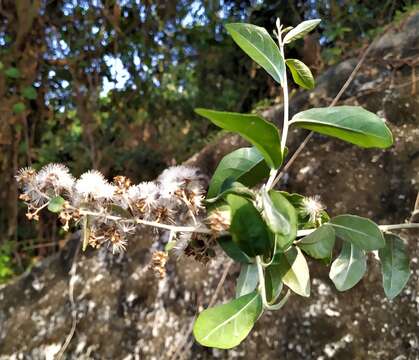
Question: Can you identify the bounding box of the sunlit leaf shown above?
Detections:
[206,181,254,204]
[285,59,315,89]
[290,106,393,148]
[274,246,310,297]
[193,291,263,349]
[264,190,297,250]
[225,23,285,85]
[331,214,385,250]
[283,19,321,44]
[236,263,259,298]
[196,109,282,169]
[261,189,290,235]
[207,147,269,198]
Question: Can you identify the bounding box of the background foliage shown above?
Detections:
[0,0,415,281]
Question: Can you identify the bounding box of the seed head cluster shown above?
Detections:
[16,164,219,261]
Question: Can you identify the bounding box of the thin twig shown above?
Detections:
[170,260,233,360]
[56,241,81,359]
[271,39,378,188]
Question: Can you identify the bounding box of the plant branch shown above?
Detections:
[78,209,213,235]
[266,20,289,190]
[270,37,378,189]
[296,223,419,238]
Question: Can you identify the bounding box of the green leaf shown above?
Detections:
[265,264,283,303]
[196,109,282,169]
[47,196,66,213]
[5,67,20,79]
[261,189,290,235]
[331,214,385,250]
[285,59,315,89]
[12,102,26,114]
[82,215,92,251]
[225,23,285,85]
[378,233,411,300]
[289,106,393,149]
[22,86,37,100]
[193,291,263,349]
[236,263,259,298]
[218,235,252,263]
[329,242,366,291]
[107,204,132,218]
[266,190,297,250]
[283,19,321,44]
[165,241,176,252]
[227,194,273,257]
[298,224,335,261]
[206,181,254,204]
[274,246,310,297]
[207,147,269,198]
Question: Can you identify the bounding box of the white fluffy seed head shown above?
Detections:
[36,163,75,193]
[75,170,115,201]
[301,195,325,223]
[127,182,160,207]
[159,166,199,184]
[172,232,191,258]
[158,166,200,196]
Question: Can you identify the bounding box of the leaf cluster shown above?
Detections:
[192,19,410,350]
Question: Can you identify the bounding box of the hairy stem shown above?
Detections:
[270,34,378,189]
[266,23,289,191]
[279,43,289,153]
[296,222,419,238]
[78,209,213,234]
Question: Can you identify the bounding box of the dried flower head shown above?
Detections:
[113,176,132,194]
[151,251,168,278]
[206,209,230,234]
[183,233,216,264]
[15,167,36,188]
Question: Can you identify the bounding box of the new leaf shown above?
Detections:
[225,23,285,86]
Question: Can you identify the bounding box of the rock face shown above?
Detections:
[1,11,419,360]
